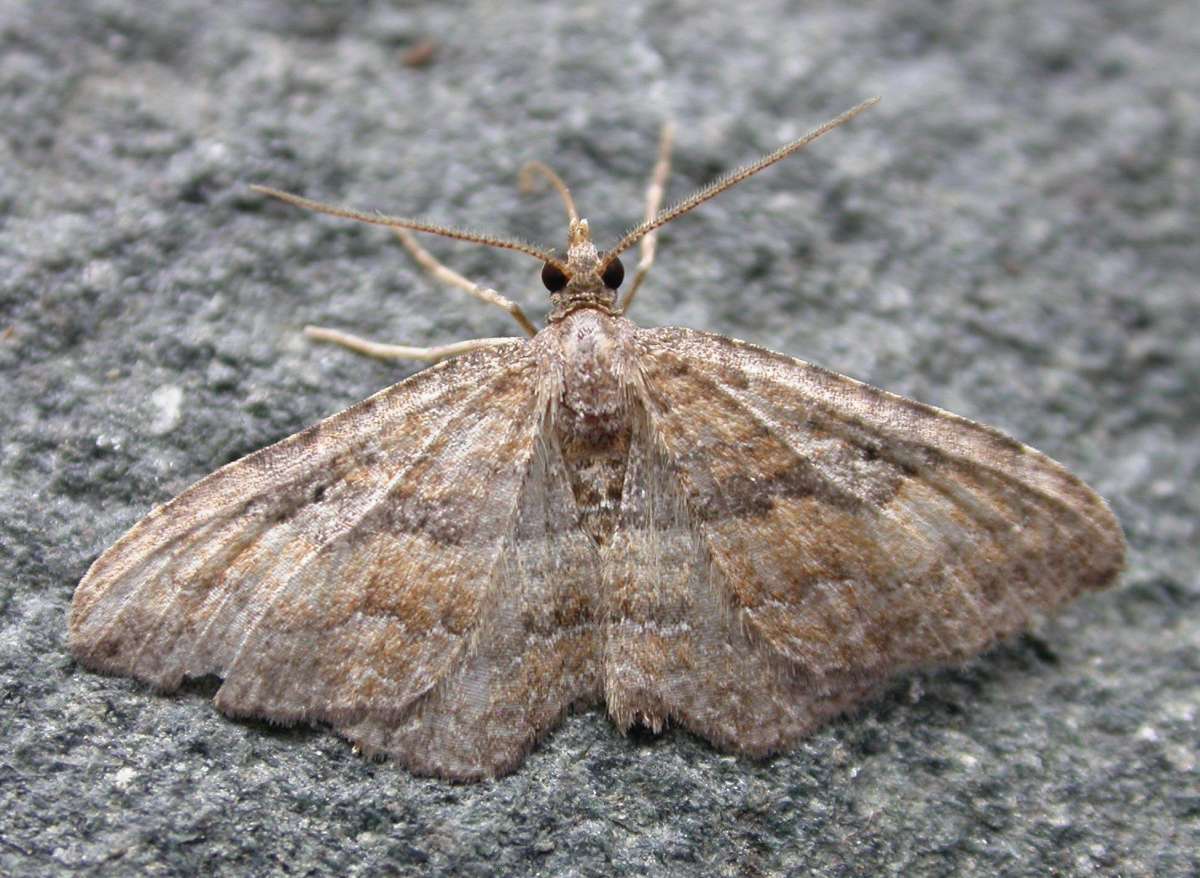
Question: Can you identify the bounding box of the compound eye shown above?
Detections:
[541,262,568,292]
[600,255,625,290]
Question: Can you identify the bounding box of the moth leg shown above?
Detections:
[305,224,535,362]
[619,121,675,316]
[304,326,520,362]
[394,228,538,337]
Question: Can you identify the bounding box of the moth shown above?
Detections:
[70,99,1125,780]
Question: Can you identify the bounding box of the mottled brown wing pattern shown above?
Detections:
[70,345,546,747]
[601,412,703,731]
[69,100,1127,779]
[339,431,604,779]
[601,413,878,755]
[635,327,1124,728]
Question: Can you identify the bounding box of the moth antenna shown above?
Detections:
[251,184,569,273]
[599,97,881,270]
[518,161,580,224]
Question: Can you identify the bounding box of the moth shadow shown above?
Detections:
[876,632,1067,726]
[936,632,1063,687]
[176,673,223,700]
[175,674,325,746]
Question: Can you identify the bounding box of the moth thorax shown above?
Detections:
[557,310,630,441]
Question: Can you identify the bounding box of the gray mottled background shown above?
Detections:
[2,1,1197,875]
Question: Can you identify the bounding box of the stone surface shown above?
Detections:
[1,0,1196,875]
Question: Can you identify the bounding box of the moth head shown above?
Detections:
[537,217,626,319]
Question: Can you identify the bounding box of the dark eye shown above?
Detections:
[601,256,625,290]
[541,262,568,292]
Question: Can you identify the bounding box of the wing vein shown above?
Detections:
[214,371,535,690]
